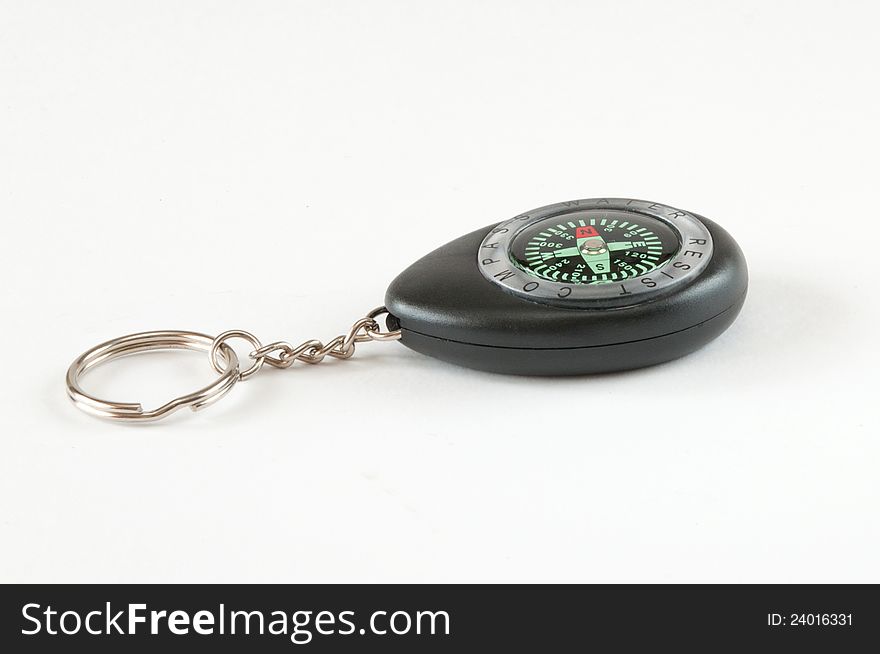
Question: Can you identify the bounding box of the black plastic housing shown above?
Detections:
[384,215,747,375]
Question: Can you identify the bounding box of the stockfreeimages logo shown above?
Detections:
[21,603,450,645]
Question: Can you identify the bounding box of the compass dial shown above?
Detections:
[477,199,714,308]
[508,210,679,284]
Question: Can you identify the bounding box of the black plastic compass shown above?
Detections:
[385,198,747,375]
[67,197,748,421]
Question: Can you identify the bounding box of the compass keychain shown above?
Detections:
[67,198,748,422]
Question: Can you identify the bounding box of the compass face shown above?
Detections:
[477,199,714,308]
[508,210,679,285]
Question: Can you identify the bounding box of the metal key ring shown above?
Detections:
[66,331,240,423]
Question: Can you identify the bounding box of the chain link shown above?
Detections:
[211,307,401,381]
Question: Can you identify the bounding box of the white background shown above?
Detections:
[1,0,877,583]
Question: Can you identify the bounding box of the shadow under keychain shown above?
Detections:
[67,198,748,422]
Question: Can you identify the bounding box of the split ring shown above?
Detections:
[66,331,240,422]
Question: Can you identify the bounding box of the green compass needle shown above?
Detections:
[577,235,611,275]
[583,251,611,274]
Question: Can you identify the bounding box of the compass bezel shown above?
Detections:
[477,198,714,308]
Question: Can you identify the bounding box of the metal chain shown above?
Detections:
[209,306,401,381]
